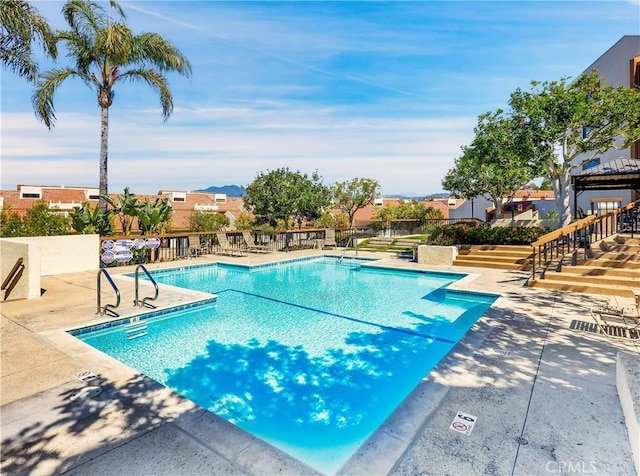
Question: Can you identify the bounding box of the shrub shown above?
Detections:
[426,224,551,246]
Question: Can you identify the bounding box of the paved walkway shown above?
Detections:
[1,250,638,475]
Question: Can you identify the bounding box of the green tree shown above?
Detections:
[314,211,349,228]
[244,168,331,230]
[0,205,25,237]
[137,197,172,235]
[70,202,114,235]
[1,0,57,81]
[332,178,380,228]
[509,71,640,226]
[104,187,138,235]
[372,201,442,223]
[21,200,71,236]
[233,212,254,231]
[539,177,553,191]
[188,211,230,232]
[442,110,540,217]
[32,0,191,212]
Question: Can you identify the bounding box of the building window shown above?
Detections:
[632,55,640,88]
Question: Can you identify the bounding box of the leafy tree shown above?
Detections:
[314,211,349,228]
[442,110,540,217]
[233,212,254,231]
[32,0,191,212]
[19,200,71,236]
[137,197,172,235]
[0,205,25,237]
[104,187,138,235]
[188,211,230,232]
[244,168,331,230]
[1,0,57,81]
[509,71,640,226]
[373,201,442,223]
[539,177,553,191]
[332,178,380,228]
[70,202,114,235]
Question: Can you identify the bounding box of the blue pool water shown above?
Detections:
[76,257,496,474]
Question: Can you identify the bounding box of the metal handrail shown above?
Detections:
[97,268,121,316]
[531,199,640,280]
[339,236,358,262]
[134,264,158,309]
[2,257,25,300]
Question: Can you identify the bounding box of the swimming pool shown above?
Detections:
[74,257,496,474]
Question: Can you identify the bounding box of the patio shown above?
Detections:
[1,249,638,475]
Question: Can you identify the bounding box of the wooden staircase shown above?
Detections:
[528,235,640,298]
[453,245,533,271]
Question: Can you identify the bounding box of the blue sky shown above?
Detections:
[2,1,639,196]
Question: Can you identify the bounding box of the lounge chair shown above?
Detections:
[590,303,640,340]
[323,228,337,249]
[241,231,272,253]
[188,234,209,257]
[215,232,248,257]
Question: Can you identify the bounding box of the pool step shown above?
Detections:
[125,320,148,340]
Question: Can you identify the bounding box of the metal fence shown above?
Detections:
[98,220,485,268]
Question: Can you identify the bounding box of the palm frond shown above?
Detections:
[31,67,84,128]
[118,68,173,120]
[129,32,191,76]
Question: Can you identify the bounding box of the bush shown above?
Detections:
[426,225,551,246]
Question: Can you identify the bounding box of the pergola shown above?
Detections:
[571,157,640,216]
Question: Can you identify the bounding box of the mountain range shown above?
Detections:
[197,185,245,197]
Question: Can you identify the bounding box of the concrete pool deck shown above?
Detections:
[1,249,638,475]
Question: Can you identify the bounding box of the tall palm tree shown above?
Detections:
[0,0,57,81]
[32,0,191,212]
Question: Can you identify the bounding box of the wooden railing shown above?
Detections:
[531,200,640,280]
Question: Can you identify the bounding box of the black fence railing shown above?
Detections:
[531,199,639,280]
[98,219,486,268]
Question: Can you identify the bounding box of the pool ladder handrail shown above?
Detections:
[339,236,358,262]
[97,268,121,317]
[134,264,158,309]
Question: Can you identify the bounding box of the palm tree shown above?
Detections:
[0,0,57,81]
[32,0,191,212]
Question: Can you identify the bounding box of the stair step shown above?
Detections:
[577,258,640,267]
[528,278,637,298]
[459,244,532,252]
[542,271,639,288]
[458,250,532,259]
[560,266,640,278]
[453,259,532,271]
[455,255,531,264]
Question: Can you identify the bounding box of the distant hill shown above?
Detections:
[387,193,449,200]
[197,185,245,197]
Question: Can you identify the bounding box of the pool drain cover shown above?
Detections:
[70,386,102,401]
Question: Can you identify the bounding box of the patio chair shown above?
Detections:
[188,234,209,257]
[215,232,248,257]
[590,303,640,340]
[241,231,272,253]
[323,228,337,249]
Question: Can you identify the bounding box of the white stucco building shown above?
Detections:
[571,35,640,216]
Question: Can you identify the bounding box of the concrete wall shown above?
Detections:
[416,245,457,266]
[0,239,41,300]
[1,235,100,301]
[2,235,100,276]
